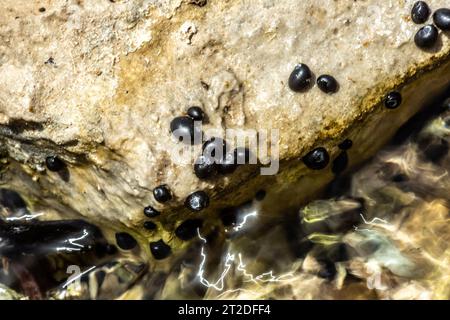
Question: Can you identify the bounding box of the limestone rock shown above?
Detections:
[0,0,449,262]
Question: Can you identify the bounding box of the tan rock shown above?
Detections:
[0,0,449,263]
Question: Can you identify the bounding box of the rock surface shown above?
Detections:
[0,0,449,262]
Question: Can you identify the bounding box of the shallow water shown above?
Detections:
[1,91,449,300]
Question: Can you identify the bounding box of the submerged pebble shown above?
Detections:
[317,262,337,280]
[0,219,104,257]
[419,137,449,163]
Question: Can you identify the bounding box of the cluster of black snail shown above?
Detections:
[115,185,173,259]
[40,2,449,261]
[140,185,209,259]
[170,107,254,179]
[111,107,215,259]
[133,108,209,259]
[288,62,340,171]
[289,3,448,173]
[149,184,207,259]
[288,64,354,173]
[290,68,403,170]
[288,63,338,94]
[291,58,402,172]
[135,106,258,259]
[412,2,450,49]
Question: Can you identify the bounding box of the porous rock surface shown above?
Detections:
[0,0,449,261]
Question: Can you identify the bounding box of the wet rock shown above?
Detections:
[0,0,449,263]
